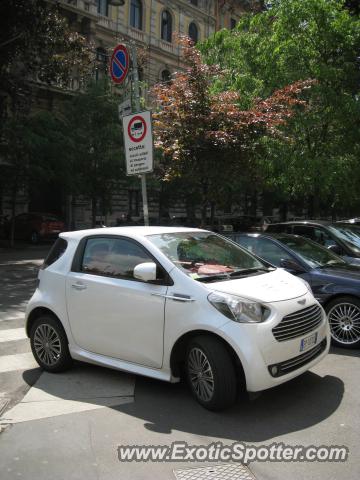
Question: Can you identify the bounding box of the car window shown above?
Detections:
[329,225,360,254]
[278,235,346,268]
[293,225,316,240]
[42,238,68,269]
[148,231,265,280]
[266,224,292,234]
[251,238,293,267]
[312,227,337,248]
[81,237,153,279]
[236,236,258,255]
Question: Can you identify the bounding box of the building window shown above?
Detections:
[161,69,171,83]
[188,22,198,43]
[130,0,143,30]
[230,18,237,30]
[190,0,198,6]
[97,0,108,16]
[161,10,172,43]
[95,47,107,81]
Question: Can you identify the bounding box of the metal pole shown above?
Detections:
[130,42,149,227]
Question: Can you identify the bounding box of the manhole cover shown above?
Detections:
[173,463,257,480]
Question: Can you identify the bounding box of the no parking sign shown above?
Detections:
[122,111,153,175]
[110,44,129,85]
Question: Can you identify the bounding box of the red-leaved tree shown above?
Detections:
[152,36,315,225]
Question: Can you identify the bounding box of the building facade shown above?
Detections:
[59,0,260,86]
[1,1,263,229]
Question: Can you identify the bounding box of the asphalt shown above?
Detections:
[0,244,359,480]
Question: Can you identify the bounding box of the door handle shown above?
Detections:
[151,293,195,302]
[71,283,87,291]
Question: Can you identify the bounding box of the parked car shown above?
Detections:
[265,220,360,265]
[234,232,360,349]
[337,217,360,225]
[5,212,65,244]
[26,227,329,411]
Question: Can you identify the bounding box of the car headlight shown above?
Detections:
[208,291,271,323]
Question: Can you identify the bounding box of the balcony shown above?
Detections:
[57,0,98,17]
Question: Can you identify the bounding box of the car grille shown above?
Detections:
[272,304,323,342]
[268,338,327,377]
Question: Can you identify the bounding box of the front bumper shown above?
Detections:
[219,292,330,392]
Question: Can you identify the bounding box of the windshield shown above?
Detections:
[329,225,360,254]
[147,232,266,280]
[277,235,346,268]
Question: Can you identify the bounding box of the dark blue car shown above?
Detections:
[232,233,360,349]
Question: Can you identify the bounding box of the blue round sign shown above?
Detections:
[110,44,129,84]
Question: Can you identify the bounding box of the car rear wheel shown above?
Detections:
[185,336,237,411]
[30,315,73,372]
[326,296,360,348]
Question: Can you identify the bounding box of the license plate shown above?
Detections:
[300,332,318,352]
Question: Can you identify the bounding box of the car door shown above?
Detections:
[66,235,168,368]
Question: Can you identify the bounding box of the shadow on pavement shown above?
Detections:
[21,359,344,442]
[330,346,360,358]
[111,371,344,442]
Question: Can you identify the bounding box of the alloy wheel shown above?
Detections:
[33,324,62,366]
[187,347,215,402]
[328,302,360,345]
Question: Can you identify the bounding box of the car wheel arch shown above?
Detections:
[170,330,245,386]
[323,293,360,310]
[26,307,67,339]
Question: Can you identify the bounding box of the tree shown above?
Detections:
[151,37,314,225]
[201,0,360,218]
[0,0,93,244]
[65,80,125,227]
[0,0,92,117]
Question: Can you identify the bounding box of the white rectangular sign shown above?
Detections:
[118,99,132,119]
[122,110,153,175]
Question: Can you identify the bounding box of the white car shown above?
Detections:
[26,227,330,410]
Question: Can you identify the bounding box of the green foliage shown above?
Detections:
[0,0,92,103]
[201,0,360,216]
[152,36,312,224]
[65,80,125,224]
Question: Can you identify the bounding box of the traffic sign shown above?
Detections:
[110,44,129,84]
[118,99,132,119]
[122,111,153,175]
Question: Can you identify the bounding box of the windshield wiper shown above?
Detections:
[195,274,230,283]
[229,267,273,277]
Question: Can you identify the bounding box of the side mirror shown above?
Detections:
[134,262,157,282]
[280,258,305,273]
[327,244,342,255]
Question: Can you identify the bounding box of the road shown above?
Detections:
[0,245,359,480]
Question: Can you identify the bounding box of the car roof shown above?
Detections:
[236,232,295,240]
[269,220,331,226]
[60,226,207,241]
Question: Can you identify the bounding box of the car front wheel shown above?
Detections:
[30,315,73,372]
[185,335,237,411]
[326,296,360,349]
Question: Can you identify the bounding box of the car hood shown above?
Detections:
[208,268,308,303]
[314,263,360,282]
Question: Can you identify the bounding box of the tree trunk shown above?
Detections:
[200,181,208,228]
[91,197,97,228]
[9,183,17,248]
[210,201,216,229]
